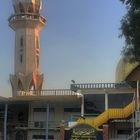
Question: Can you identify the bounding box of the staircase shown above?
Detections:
[127,129,140,140]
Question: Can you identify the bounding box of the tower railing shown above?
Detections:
[8,13,46,24]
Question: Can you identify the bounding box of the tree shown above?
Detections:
[120,0,140,62]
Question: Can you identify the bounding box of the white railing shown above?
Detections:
[8,13,46,24]
[17,89,77,96]
[71,82,132,91]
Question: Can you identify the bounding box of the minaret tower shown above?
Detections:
[9,0,46,97]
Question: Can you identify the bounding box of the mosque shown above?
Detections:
[0,0,140,140]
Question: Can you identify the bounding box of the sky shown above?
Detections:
[0,0,126,97]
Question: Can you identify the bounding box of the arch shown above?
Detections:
[29,79,35,91]
[17,80,23,91]
[19,2,24,13]
[28,3,33,13]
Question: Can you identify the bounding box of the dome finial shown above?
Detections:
[12,0,42,14]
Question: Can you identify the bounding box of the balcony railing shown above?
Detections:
[71,82,132,91]
[17,89,77,96]
[8,13,46,24]
[13,121,65,130]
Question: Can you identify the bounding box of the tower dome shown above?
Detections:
[12,0,42,14]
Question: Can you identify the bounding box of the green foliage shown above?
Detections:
[120,0,140,62]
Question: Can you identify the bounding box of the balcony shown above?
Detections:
[8,13,46,24]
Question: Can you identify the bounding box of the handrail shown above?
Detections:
[71,82,132,91]
[127,129,140,140]
[17,89,77,96]
[8,121,65,129]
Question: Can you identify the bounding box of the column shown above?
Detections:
[60,123,65,140]
[105,93,108,111]
[81,94,84,117]
[46,104,49,140]
[103,124,109,140]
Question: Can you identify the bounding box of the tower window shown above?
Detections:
[20,37,23,47]
[20,55,23,64]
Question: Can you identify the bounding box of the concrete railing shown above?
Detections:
[8,13,46,24]
[71,82,132,91]
[17,89,77,96]
[14,121,65,130]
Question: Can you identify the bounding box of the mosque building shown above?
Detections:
[0,0,140,140]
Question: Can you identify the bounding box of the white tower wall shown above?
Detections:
[9,0,46,96]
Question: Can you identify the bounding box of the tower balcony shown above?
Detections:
[8,13,46,27]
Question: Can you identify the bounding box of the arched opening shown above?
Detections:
[28,3,33,13]
[19,3,24,13]
[18,80,23,91]
[29,79,35,95]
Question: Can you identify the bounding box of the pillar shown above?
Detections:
[103,124,109,140]
[60,123,65,140]
[46,104,49,140]
[105,93,108,111]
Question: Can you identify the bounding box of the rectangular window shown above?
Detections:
[64,108,81,112]
[33,108,54,112]
[34,121,45,128]
[117,130,131,135]
[32,135,54,140]
[20,36,23,47]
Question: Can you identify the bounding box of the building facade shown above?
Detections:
[0,0,139,140]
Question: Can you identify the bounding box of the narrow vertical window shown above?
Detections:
[20,36,23,47]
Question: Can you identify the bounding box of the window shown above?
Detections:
[64,108,81,112]
[20,36,23,47]
[32,135,54,140]
[117,130,131,135]
[34,121,44,128]
[33,108,54,112]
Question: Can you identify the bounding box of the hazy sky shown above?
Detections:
[0,0,126,97]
